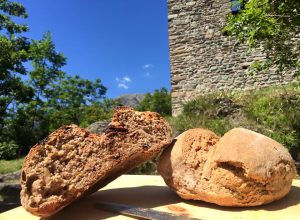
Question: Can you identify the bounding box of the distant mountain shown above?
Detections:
[116,94,145,108]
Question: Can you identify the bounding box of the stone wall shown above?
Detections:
[168,0,294,116]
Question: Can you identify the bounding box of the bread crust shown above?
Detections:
[21,107,172,217]
[158,128,296,206]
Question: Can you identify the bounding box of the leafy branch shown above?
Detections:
[224,0,300,76]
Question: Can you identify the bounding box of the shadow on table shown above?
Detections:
[44,185,180,220]
[44,185,300,220]
[185,185,300,212]
[0,184,21,213]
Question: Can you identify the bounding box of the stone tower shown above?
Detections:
[168,0,294,116]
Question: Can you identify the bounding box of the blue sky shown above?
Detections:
[17,0,171,98]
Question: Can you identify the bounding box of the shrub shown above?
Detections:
[0,142,21,160]
[169,93,235,136]
[170,83,300,156]
[243,85,300,150]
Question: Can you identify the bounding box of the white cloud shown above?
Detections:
[143,64,154,69]
[123,76,131,82]
[118,83,129,89]
[144,72,151,77]
[116,76,131,89]
[142,64,154,78]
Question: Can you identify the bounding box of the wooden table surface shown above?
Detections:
[1,175,300,220]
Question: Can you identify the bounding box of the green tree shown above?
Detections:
[47,75,107,129]
[16,32,68,145]
[8,73,107,154]
[0,0,33,134]
[28,32,66,101]
[137,87,171,116]
[224,0,300,75]
[79,101,116,128]
[0,0,109,157]
[0,14,68,152]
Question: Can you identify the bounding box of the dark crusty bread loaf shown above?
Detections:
[158,128,296,206]
[20,107,172,217]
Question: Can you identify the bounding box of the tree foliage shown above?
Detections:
[137,87,171,116]
[47,75,107,129]
[0,0,109,158]
[224,0,300,75]
[0,0,33,128]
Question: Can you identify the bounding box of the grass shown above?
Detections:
[0,157,24,174]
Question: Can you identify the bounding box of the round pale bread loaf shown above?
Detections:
[158,127,296,206]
